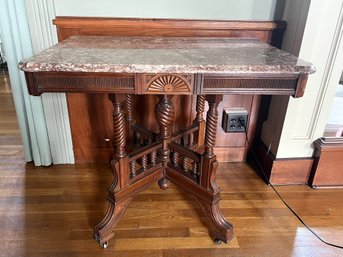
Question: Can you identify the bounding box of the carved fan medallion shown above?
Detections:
[146,74,193,94]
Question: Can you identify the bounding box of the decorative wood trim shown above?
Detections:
[53,17,286,48]
[270,158,313,185]
[53,17,287,30]
[140,74,194,94]
[202,76,298,95]
[250,138,314,185]
[309,137,343,187]
[28,71,302,96]
[294,74,308,98]
[32,72,135,94]
[25,72,39,96]
[53,17,286,46]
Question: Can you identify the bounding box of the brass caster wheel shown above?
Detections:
[100,241,108,249]
[214,238,222,245]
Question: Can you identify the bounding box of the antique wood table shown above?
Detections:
[19,36,315,248]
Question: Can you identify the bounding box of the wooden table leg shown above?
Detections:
[94,94,163,248]
[166,95,233,244]
[155,95,175,189]
[197,95,233,243]
[193,95,206,146]
[93,94,129,248]
[199,95,233,243]
[124,94,134,145]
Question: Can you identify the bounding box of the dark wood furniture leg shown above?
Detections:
[166,94,233,244]
[156,95,175,190]
[197,95,233,243]
[94,94,162,248]
[194,95,206,146]
[124,94,134,145]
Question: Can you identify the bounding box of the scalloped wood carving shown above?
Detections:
[145,74,193,94]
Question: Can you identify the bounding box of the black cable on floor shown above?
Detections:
[240,118,343,250]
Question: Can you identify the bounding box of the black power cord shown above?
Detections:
[238,117,343,250]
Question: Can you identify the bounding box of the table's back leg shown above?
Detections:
[193,95,206,146]
[155,95,175,189]
[124,94,134,145]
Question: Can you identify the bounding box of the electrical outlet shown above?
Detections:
[222,108,248,133]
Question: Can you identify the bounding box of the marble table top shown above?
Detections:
[19,36,315,75]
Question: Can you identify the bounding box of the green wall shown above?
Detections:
[55,0,285,20]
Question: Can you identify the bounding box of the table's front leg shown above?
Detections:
[93,94,129,248]
[197,95,233,244]
[94,94,162,248]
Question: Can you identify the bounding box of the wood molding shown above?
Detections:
[53,16,287,163]
[30,72,135,95]
[270,158,313,185]
[250,138,313,185]
[53,17,286,48]
[53,17,287,29]
[202,76,298,95]
[309,137,343,187]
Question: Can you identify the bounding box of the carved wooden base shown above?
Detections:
[94,197,132,244]
[94,159,162,245]
[194,196,233,243]
[94,94,233,247]
[166,165,233,243]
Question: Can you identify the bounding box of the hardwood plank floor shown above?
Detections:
[1,72,343,256]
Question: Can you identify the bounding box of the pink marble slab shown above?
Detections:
[19,36,315,75]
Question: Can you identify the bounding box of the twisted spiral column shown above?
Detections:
[155,96,175,190]
[172,151,179,166]
[130,160,136,178]
[155,96,175,139]
[204,96,222,157]
[195,95,205,122]
[110,98,126,158]
[183,157,190,171]
[151,150,157,166]
[192,161,199,177]
[141,155,148,170]
[125,94,133,123]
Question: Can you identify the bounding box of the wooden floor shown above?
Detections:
[1,73,343,257]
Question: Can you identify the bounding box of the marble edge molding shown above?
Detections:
[17,35,316,75]
[18,61,316,75]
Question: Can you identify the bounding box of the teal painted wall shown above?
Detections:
[54,0,285,20]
